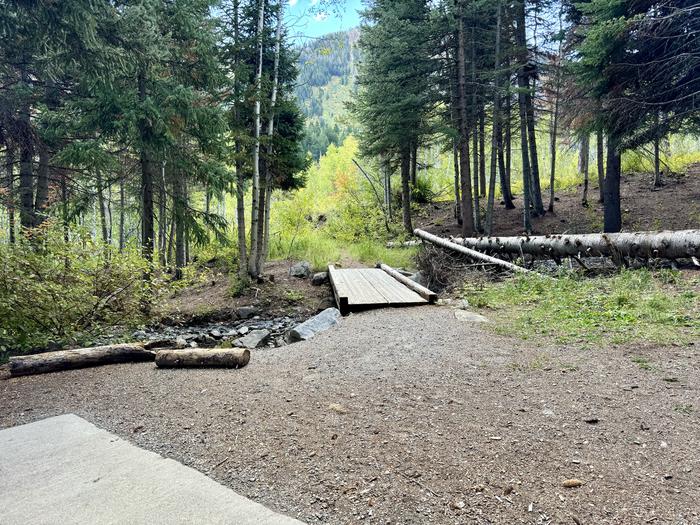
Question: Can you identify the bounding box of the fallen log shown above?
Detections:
[452,230,700,260]
[155,348,250,369]
[414,229,533,274]
[9,343,155,377]
[378,263,438,303]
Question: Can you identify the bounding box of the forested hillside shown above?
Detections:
[295,29,359,159]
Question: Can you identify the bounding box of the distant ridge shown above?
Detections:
[296,28,360,159]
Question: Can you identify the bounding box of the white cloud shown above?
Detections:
[310,0,319,5]
[288,0,298,6]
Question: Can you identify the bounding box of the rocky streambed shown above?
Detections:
[91,305,342,352]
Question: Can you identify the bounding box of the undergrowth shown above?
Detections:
[462,269,700,346]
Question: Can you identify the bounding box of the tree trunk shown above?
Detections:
[525,85,544,216]
[485,0,502,235]
[155,348,250,369]
[453,230,700,260]
[597,129,605,203]
[138,70,155,263]
[173,170,186,280]
[5,146,15,243]
[158,162,167,265]
[232,0,248,282]
[479,110,486,198]
[9,343,155,377]
[254,0,283,276]
[248,0,266,277]
[456,10,474,236]
[653,135,661,188]
[96,169,108,244]
[400,146,412,233]
[453,141,461,224]
[410,142,418,186]
[515,0,532,233]
[33,144,50,227]
[504,71,513,202]
[119,176,125,251]
[470,26,481,232]
[548,11,563,213]
[579,134,590,207]
[603,135,622,233]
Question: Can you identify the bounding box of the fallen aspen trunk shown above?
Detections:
[414,229,533,274]
[155,348,250,369]
[9,343,155,377]
[378,263,438,303]
[452,230,700,260]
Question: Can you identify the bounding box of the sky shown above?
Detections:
[285,0,363,41]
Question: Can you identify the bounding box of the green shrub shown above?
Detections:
[0,223,154,359]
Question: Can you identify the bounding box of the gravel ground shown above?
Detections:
[2,306,699,524]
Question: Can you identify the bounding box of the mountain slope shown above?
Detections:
[295,29,360,159]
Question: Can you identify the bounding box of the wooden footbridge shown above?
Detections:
[328,264,437,315]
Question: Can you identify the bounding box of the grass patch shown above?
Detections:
[462,269,700,346]
[347,241,418,269]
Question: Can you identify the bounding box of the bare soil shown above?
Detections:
[158,260,334,324]
[2,306,698,524]
[418,167,700,237]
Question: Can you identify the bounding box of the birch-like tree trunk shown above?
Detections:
[253,0,282,275]
[248,0,266,277]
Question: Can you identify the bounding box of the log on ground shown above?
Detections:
[9,344,155,377]
[155,348,250,369]
[413,229,533,274]
[453,230,700,260]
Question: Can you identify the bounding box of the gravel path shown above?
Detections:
[2,306,699,524]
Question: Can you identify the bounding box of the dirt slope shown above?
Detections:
[2,306,698,524]
[419,167,700,237]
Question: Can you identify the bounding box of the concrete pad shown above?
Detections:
[0,414,303,525]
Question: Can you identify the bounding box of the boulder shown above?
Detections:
[289,261,312,278]
[235,329,270,349]
[409,271,427,287]
[311,272,329,286]
[236,306,259,320]
[454,310,489,323]
[286,308,341,343]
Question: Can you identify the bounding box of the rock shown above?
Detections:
[317,297,336,310]
[289,261,312,278]
[454,299,470,310]
[235,329,270,349]
[143,339,175,350]
[454,310,489,323]
[237,306,259,320]
[195,334,217,348]
[239,326,250,335]
[286,308,341,343]
[210,329,222,339]
[562,479,583,488]
[311,272,328,286]
[328,403,348,414]
[132,330,147,340]
[409,271,427,287]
